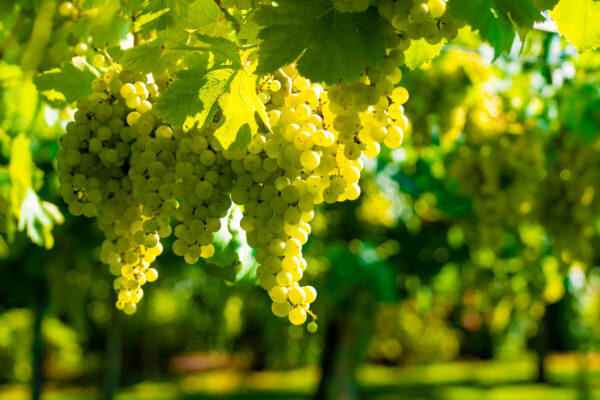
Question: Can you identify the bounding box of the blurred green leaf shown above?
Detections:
[8,133,32,219]
[449,0,543,56]
[550,0,600,52]
[18,188,63,249]
[70,0,130,47]
[34,57,99,105]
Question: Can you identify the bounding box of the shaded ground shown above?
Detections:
[1,355,599,400]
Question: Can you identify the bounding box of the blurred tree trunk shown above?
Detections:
[314,288,376,400]
[535,311,548,383]
[31,289,47,400]
[577,352,590,400]
[104,295,122,400]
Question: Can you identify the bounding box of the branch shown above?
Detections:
[214,0,242,32]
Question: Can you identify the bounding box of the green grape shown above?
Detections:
[58,1,74,16]
[289,307,307,325]
[272,301,292,317]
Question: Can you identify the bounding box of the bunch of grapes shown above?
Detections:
[58,46,411,330]
[447,133,545,251]
[377,0,464,47]
[218,63,406,327]
[57,70,167,315]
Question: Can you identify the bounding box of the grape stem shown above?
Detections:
[102,48,118,72]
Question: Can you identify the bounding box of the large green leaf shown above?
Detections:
[214,69,269,150]
[119,38,179,75]
[184,0,233,36]
[155,65,235,131]
[533,0,560,9]
[253,0,386,84]
[449,0,543,56]
[135,0,232,41]
[154,36,251,138]
[550,0,600,52]
[34,57,99,105]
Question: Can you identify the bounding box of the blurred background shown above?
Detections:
[3,2,600,400]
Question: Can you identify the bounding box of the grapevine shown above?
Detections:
[29,0,600,329]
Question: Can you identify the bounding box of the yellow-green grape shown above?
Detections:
[272,301,291,317]
[288,286,306,304]
[307,321,318,333]
[124,302,137,315]
[289,307,307,325]
[58,1,74,17]
[303,286,317,303]
[74,43,88,55]
[427,0,446,18]
[93,54,105,66]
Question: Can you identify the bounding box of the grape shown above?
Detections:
[74,43,88,55]
[58,1,74,17]
[307,321,318,333]
[289,307,307,325]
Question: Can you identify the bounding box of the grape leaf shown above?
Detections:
[550,0,600,52]
[154,37,258,139]
[9,134,32,219]
[496,0,545,28]
[253,0,386,84]
[155,66,234,130]
[404,39,445,70]
[448,0,515,55]
[533,0,560,10]
[136,0,231,41]
[215,69,269,150]
[238,12,260,45]
[184,0,232,37]
[119,38,178,75]
[449,0,543,56]
[69,0,130,47]
[174,34,241,67]
[34,57,99,105]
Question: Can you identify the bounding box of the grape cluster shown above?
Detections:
[57,70,167,315]
[377,0,464,47]
[220,63,406,325]
[58,53,410,327]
